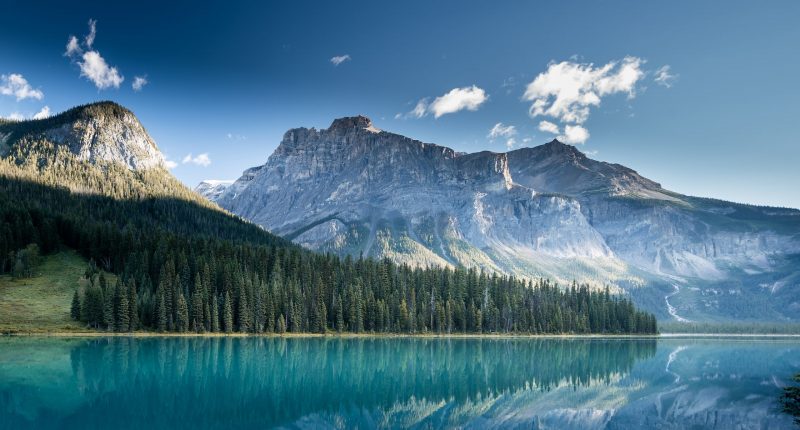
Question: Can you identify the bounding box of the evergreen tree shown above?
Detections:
[115,280,130,332]
[128,280,138,332]
[70,289,81,321]
[176,291,189,332]
[210,294,220,333]
[223,291,234,334]
[102,283,115,331]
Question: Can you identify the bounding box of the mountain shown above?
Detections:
[1,102,655,335]
[0,101,202,203]
[208,116,800,322]
[194,180,234,201]
[0,101,165,170]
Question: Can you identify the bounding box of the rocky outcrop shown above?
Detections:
[0,101,166,170]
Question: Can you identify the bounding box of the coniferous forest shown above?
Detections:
[0,105,657,335]
[0,176,656,335]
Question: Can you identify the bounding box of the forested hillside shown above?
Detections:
[0,102,657,335]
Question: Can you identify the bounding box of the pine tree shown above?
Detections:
[71,289,81,321]
[103,283,115,331]
[191,292,203,333]
[335,295,344,333]
[128,280,138,332]
[210,294,220,332]
[238,287,252,333]
[277,313,286,334]
[176,291,189,332]
[115,280,130,332]
[223,291,234,334]
[156,290,167,332]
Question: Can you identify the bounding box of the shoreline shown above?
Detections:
[2,331,800,339]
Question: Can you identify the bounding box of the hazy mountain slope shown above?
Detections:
[194,180,233,201]
[210,116,800,322]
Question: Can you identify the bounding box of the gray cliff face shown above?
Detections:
[194,180,233,201]
[0,102,166,171]
[211,116,800,321]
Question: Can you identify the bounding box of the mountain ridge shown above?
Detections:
[204,115,800,322]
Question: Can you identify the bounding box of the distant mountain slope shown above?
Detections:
[209,116,800,322]
[194,180,233,201]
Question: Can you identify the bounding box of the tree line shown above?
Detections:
[0,112,657,335]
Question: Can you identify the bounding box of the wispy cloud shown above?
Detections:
[65,19,124,89]
[0,73,44,101]
[182,153,211,167]
[524,56,645,144]
[401,85,488,119]
[488,122,518,149]
[163,159,178,169]
[64,36,81,57]
[654,65,678,88]
[132,76,148,91]
[226,133,247,141]
[330,54,351,66]
[537,120,560,134]
[488,122,517,139]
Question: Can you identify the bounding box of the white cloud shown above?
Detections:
[32,106,51,120]
[524,56,644,125]
[399,85,488,119]
[132,75,148,91]
[226,133,246,140]
[429,85,487,118]
[654,65,677,88]
[409,99,429,118]
[85,19,97,48]
[64,36,81,57]
[163,159,178,169]
[78,51,124,89]
[182,153,211,167]
[0,74,44,101]
[505,137,517,150]
[488,122,517,139]
[559,124,590,144]
[65,19,124,90]
[330,55,351,66]
[538,120,560,134]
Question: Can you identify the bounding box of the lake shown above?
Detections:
[0,336,797,429]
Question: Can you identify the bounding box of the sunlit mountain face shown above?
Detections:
[203,117,800,323]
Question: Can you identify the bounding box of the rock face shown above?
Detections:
[194,180,234,201]
[211,116,800,321]
[0,101,166,170]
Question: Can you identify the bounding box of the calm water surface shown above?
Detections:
[0,336,797,429]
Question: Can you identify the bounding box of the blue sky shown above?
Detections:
[1,0,798,208]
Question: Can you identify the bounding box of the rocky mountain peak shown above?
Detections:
[328,115,375,132]
[540,138,586,160]
[0,101,166,171]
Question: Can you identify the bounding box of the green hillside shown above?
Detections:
[0,251,108,333]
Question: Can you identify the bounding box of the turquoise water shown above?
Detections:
[0,337,797,429]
